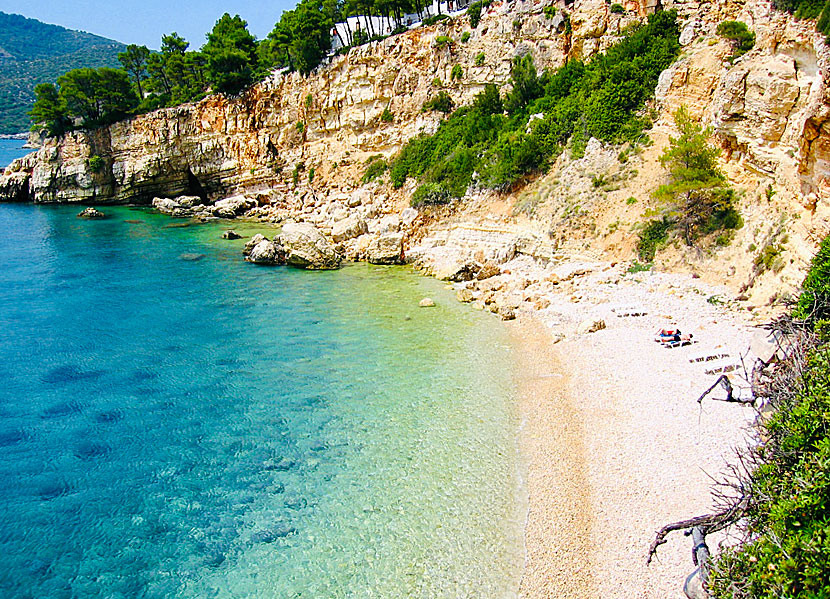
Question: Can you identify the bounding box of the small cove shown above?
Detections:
[0,204,524,598]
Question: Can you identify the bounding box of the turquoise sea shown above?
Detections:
[0,138,33,168]
[0,204,524,598]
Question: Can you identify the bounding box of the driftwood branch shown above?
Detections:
[696,374,755,405]
[647,495,748,566]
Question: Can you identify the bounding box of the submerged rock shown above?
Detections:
[251,524,295,543]
[179,253,205,262]
[77,207,105,219]
[279,222,341,269]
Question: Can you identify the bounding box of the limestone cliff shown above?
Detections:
[2,0,829,309]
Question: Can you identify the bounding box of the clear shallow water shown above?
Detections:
[0,138,33,168]
[0,205,524,598]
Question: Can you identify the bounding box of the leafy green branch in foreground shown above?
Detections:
[389,10,681,207]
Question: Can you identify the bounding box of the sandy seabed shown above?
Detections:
[510,289,759,599]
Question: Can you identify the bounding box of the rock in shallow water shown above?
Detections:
[419,297,435,307]
[222,229,241,240]
[77,207,105,219]
[251,524,296,543]
[248,239,286,265]
[279,222,341,269]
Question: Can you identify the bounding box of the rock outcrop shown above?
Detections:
[279,221,342,269]
[2,0,830,305]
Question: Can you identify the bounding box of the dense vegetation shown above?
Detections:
[716,21,756,62]
[0,12,125,134]
[27,0,474,136]
[708,235,830,599]
[388,10,681,206]
[774,0,830,38]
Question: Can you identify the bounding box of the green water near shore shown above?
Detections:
[0,205,524,598]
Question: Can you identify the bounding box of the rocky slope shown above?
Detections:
[1,0,829,307]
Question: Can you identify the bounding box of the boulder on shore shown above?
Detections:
[212,195,255,218]
[248,239,286,265]
[367,232,404,264]
[331,215,367,243]
[77,207,105,219]
[243,234,267,256]
[279,222,341,269]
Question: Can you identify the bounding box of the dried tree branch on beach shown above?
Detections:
[646,315,823,595]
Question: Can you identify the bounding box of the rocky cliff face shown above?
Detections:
[2,0,829,307]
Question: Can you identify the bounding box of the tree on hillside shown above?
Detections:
[118,44,151,98]
[143,32,206,106]
[653,107,739,245]
[264,0,333,76]
[57,67,138,126]
[29,83,69,135]
[202,14,259,94]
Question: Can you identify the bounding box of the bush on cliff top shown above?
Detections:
[391,10,680,204]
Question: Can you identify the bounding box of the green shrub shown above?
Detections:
[434,35,454,48]
[461,31,471,43]
[710,346,830,599]
[716,21,756,62]
[411,182,452,207]
[432,77,443,87]
[451,64,463,81]
[304,94,313,108]
[475,52,485,66]
[543,5,557,18]
[422,91,455,113]
[362,155,388,183]
[296,121,305,134]
[86,154,105,172]
[610,3,625,13]
[381,107,394,123]
[467,0,490,28]
[423,14,450,26]
[793,233,830,323]
[627,260,652,273]
[308,167,315,183]
[626,196,638,205]
[637,218,672,261]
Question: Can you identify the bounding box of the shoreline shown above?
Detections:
[0,201,763,596]
[507,281,759,597]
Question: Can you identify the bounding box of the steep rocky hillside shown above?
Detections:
[0,12,125,134]
[1,0,828,310]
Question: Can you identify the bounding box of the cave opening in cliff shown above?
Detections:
[186,169,208,202]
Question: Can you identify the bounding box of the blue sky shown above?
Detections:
[0,0,296,49]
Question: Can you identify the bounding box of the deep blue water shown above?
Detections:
[0,205,523,598]
[0,139,33,168]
